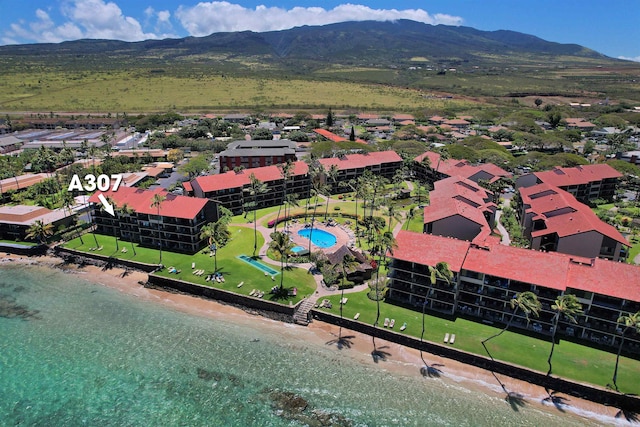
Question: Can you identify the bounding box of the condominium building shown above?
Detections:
[518,183,629,261]
[317,151,403,193]
[189,161,310,215]
[387,231,640,354]
[423,176,497,243]
[516,164,622,203]
[414,151,512,185]
[89,187,217,253]
[218,140,298,171]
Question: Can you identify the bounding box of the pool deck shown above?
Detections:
[284,220,354,254]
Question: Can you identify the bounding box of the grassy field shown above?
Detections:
[63,226,317,305]
[0,70,474,113]
[320,290,640,395]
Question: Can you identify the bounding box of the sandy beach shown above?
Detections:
[1,252,625,425]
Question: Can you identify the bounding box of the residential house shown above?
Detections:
[0,135,22,154]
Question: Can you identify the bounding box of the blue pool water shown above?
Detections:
[237,254,279,275]
[297,228,337,249]
[291,246,306,253]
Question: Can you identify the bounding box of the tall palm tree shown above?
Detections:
[150,193,166,265]
[243,173,269,256]
[419,261,454,375]
[25,220,54,245]
[269,231,295,290]
[102,196,119,252]
[200,223,217,271]
[611,311,640,392]
[383,203,402,232]
[323,164,340,220]
[276,160,294,230]
[482,291,541,361]
[547,294,582,376]
[307,166,328,257]
[404,206,416,231]
[117,203,137,255]
[371,231,397,359]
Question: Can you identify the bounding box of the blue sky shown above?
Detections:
[1,0,638,61]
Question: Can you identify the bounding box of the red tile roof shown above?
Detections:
[393,231,470,272]
[465,243,570,290]
[313,128,346,142]
[318,151,402,171]
[414,151,512,183]
[192,161,309,193]
[521,183,628,245]
[393,231,640,302]
[566,258,640,303]
[533,164,622,187]
[88,187,208,219]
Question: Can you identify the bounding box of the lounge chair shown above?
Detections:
[192,262,195,269]
[444,333,450,343]
[389,319,395,328]
[354,313,360,320]
[383,318,390,327]
[249,289,256,296]
[205,275,211,281]
[220,275,225,283]
[400,322,407,331]
[237,282,244,288]
[215,275,222,283]
[449,334,456,344]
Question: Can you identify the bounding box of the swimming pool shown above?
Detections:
[297,228,337,249]
[291,246,307,253]
[237,255,279,275]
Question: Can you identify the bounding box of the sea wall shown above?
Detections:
[312,310,640,413]
[0,243,48,256]
[54,246,158,272]
[147,274,298,318]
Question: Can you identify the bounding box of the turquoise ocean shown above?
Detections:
[0,264,616,426]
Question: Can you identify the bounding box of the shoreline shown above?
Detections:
[1,253,627,425]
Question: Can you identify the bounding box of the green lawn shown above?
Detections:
[318,290,640,395]
[63,227,316,304]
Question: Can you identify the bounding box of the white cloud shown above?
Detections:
[175,2,463,36]
[3,0,164,44]
[618,55,640,63]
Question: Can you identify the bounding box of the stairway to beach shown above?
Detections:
[293,298,316,325]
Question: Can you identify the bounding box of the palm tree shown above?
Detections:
[383,203,402,232]
[323,164,339,220]
[25,220,54,245]
[404,206,416,231]
[276,160,294,230]
[117,203,137,255]
[200,223,217,271]
[419,261,454,376]
[243,173,268,256]
[102,196,119,252]
[371,231,397,360]
[611,311,640,391]
[150,193,166,265]
[269,231,295,290]
[547,294,583,376]
[482,291,541,361]
[307,167,329,257]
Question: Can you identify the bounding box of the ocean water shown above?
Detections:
[0,264,613,426]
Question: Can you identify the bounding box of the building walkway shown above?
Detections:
[494,198,512,246]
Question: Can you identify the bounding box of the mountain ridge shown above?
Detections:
[0,19,615,68]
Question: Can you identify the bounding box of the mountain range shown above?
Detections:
[0,19,616,71]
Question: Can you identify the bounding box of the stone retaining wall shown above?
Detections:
[312,309,640,413]
[148,274,299,318]
[54,246,159,272]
